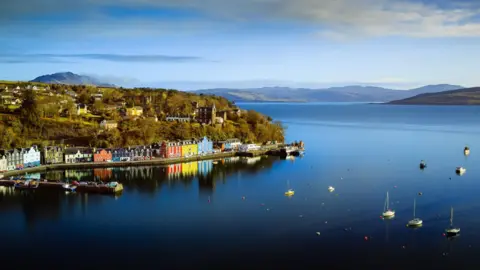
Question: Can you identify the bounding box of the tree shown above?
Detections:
[20,89,40,129]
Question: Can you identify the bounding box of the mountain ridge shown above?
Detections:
[388,87,480,105]
[30,72,116,87]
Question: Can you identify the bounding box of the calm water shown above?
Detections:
[3,103,480,269]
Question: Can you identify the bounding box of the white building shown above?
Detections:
[23,146,41,167]
[0,155,7,172]
[239,144,260,152]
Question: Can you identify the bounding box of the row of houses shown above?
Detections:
[0,137,244,172]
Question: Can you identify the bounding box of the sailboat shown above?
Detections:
[464,146,470,156]
[407,198,422,227]
[284,180,294,196]
[382,191,395,218]
[445,207,460,236]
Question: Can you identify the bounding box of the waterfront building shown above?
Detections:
[160,141,182,158]
[3,148,24,170]
[23,145,41,167]
[93,149,112,162]
[0,154,7,172]
[181,140,198,157]
[111,148,130,162]
[197,136,213,155]
[216,138,241,151]
[64,147,93,163]
[42,146,64,164]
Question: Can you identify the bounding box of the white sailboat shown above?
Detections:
[407,198,422,227]
[328,186,335,192]
[284,180,294,196]
[382,191,395,218]
[445,207,460,236]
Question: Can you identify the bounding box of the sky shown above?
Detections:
[1,0,480,90]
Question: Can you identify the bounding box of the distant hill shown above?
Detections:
[389,87,480,105]
[193,84,464,102]
[30,72,116,87]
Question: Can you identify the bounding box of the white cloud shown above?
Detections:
[1,0,480,39]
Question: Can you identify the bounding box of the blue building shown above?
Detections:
[111,148,130,162]
[197,136,213,155]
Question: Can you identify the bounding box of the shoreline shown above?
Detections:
[2,152,239,177]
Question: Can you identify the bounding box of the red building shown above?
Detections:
[93,149,112,162]
[160,141,182,158]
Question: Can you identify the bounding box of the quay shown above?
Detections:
[0,143,302,178]
[0,179,123,195]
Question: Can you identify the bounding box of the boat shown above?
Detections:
[419,160,427,169]
[456,167,466,175]
[407,197,423,227]
[464,146,470,156]
[445,207,460,236]
[62,183,77,192]
[328,186,335,192]
[382,191,395,218]
[212,161,218,165]
[14,180,39,190]
[284,180,294,196]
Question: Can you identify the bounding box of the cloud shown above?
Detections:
[0,53,204,63]
[1,0,480,39]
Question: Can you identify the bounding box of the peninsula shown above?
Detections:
[388,87,480,105]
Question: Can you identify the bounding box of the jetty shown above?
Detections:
[0,179,123,195]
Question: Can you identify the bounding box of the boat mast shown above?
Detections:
[413,198,416,218]
[450,207,453,226]
[385,192,389,211]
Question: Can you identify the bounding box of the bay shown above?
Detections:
[1,102,480,269]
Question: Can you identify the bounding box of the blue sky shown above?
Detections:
[1,0,480,90]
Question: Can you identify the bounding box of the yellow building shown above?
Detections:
[181,140,198,157]
[126,106,143,116]
[181,161,198,176]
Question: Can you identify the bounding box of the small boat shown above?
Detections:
[445,207,460,236]
[212,161,218,165]
[382,191,395,218]
[419,160,427,169]
[456,167,466,175]
[62,183,77,192]
[407,198,423,227]
[328,186,335,192]
[464,146,470,156]
[14,180,39,190]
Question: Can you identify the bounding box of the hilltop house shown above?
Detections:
[126,106,143,117]
[0,154,7,172]
[77,104,88,115]
[197,136,213,155]
[42,146,64,164]
[23,145,41,168]
[196,104,216,124]
[99,120,118,130]
[93,149,112,162]
[64,147,93,163]
[166,115,191,122]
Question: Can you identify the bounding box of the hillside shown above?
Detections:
[388,87,480,105]
[0,80,285,149]
[194,84,464,102]
[31,72,116,87]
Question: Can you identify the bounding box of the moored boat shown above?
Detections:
[62,183,77,192]
[419,160,427,169]
[14,180,39,190]
[456,167,466,175]
[464,146,470,156]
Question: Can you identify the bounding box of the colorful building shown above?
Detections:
[111,148,130,162]
[93,149,112,162]
[42,146,64,164]
[23,145,41,167]
[181,140,198,157]
[127,146,152,161]
[160,141,182,158]
[2,148,24,170]
[197,136,213,155]
[64,147,93,163]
